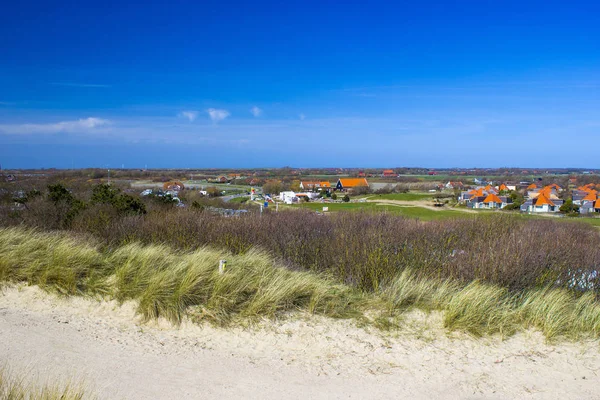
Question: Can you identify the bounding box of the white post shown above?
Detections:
[260,204,263,216]
[276,202,279,212]
[219,260,227,274]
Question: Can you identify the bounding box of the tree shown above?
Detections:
[342,194,350,202]
[559,199,579,214]
[262,180,282,195]
[206,186,222,197]
[47,183,85,227]
[91,184,146,215]
[331,193,338,200]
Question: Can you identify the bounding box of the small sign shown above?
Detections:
[323,207,329,212]
[264,202,268,208]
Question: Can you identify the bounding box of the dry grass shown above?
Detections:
[0,367,90,400]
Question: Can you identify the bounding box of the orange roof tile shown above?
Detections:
[482,193,503,204]
[498,184,509,191]
[338,178,369,188]
[582,191,598,202]
[527,183,538,190]
[595,199,600,209]
[535,193,555,206]
[319,181,331,188]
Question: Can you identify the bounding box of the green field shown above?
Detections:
[228,196,250,204]
[291,200,600,226]
[292,202,470,221]
[367,192,434,201]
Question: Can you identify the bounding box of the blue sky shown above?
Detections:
[1,0,599,168]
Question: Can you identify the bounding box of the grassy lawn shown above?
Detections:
[293,201,469,221]
[228,196,250,204]
[292,201,600,226]
[367,192,435,201]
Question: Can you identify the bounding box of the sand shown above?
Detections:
[1,285,599,399]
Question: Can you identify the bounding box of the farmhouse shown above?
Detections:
[382,169,396,177]
[335,178,369,191]
[299,181,332,191]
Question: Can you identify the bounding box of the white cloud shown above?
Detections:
[178,110,199,122]
[0,117,111,135]
[299,113,306,120]
[206,108,230,123]
[250,106,263,117]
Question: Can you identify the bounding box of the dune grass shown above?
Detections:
[0,368,89,400]
[1,227,600,339]
[0,227,363,325]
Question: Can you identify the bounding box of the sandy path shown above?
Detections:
[1,286,599,399]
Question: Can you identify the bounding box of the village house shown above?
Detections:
[577,184,600,214]
[335,178,369,192]
[573,184,597,205]
[445,181,464,190]
[279,191,319,204]
[299,181,332,191]
[382,169,396,177]
[520,186,564,213]
[461,187,512,209]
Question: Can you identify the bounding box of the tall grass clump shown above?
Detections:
[0,227,363,325]
[0,367,90,400]
[0,228,109,295]
[443,282,515,336]
[110,244,363,325]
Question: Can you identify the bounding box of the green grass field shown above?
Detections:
[367,192,434,201]
[228,196,250,204]
[291,200,600,226]
[293,202,469,221]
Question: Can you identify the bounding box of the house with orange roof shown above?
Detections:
[521,191,564,213]
[382,169,396,177]
[335,178,369,191]
[579,190,600,214]
[460,187,512,209]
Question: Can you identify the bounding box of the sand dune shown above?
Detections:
[1,285,599,399]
